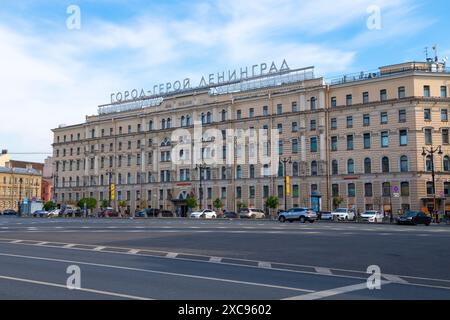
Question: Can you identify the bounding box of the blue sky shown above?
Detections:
[0,0,449,162]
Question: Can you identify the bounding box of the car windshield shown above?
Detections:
[404,212,419,217]
[335,209,347,213]
[364,211,377,215]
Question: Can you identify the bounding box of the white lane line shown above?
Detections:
[36,242,48,246]
[383,274,409,284]
[166,252,178,258]
[10,240,22,244]
[128,249,140,254]
[93,246,106,252]
[209,257,223,263]
[284,281,390,300]
[63,244,76,248]
[258,262,272,269]
[0,275,151,300]
[315,267,333,276]
[0,252,315,294]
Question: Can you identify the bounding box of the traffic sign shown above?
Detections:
[393,193,400,198]
[23,198,29,204]
[393,186,400,194]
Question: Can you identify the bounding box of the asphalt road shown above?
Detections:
[0,216,449,300]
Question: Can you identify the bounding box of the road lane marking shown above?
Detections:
[36,242,48,246]
[166,253,178,258]
[315,267,333,276]
[209,257,222,263]
[63,244,76,248]
[128,249,140,254]
[93,246,106,252]
[0,252,315,294]
[0,275,151,300]
[284,281,391,300]
[10,240,22,244]
[258,262,272,269]
[383,274,409,284]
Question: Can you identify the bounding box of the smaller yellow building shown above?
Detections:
[0,167,42,212]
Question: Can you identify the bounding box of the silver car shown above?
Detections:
[278,208,317,223]
[239,208,266,219]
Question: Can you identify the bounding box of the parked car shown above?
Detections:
[223,211,238,219]
[99,208,119,218]
[33,210,49,218]
[47,209,61,218]
[397,212,432,226]
[160,210,176,218]
[239,208,266,219]
[278,207,317,223]
[331,208,355,221]
[361,211,383,223]
[190,209,217,219]
[2,209,18,216]
[319,211,332,220]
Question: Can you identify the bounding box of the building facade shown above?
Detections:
[51,61,450,215]
[0,167,42,211]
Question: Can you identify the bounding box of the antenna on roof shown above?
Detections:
[432,44,439,62]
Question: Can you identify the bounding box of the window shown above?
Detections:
[277,123,283,134]
[292,122,298,132]
[347,135,354,150]
[346,116,353,128]
[236,110,242,120]
[441,86,448,98]
[347,159,355,174]
[380,112,388,124]
[441,109,448,122]
[348,184,356,197]
[279,140,284,155]
[331,136,338,152]
[330,184,339,197]
[277,104,283,115]
[292,139,299,154]
[346,94,352,106]
[310,137,318,153]
[445,182,450,197]
[380,89,387,101]
[236,166,242,179]
[399,130,408,146]
[263,185,269,198]
[399,109,406,123]
[364,133,371,149]
[365,183,373,197]
[364,158,372,174]
[331,118,337,130]
[382,157,390,173]
[381,131,389,148]
[311,161,318,176]
[292,102,298,112]
[382,182,391,197]
[400,156,409,172]
[363,92,369,104]
[426,182,434,195]
[401,182,410,197]
[443,156,450,172]
[249,186,255,199]
[293,162,299,176]
[424,109,431,121]
[263,106,268,116]
[332,160,338,175]
[249,108,255,118]
[278,185,284,198]
[425,128,433,145]
[398,86,406,99]
[293,185,300,198]
[363,114,370,126]
[331,97,337,108]
[426,155,433,172]
[310,97,317,110]
[249,165,256,179]
[310,120,317,131]
[424,85,430,97]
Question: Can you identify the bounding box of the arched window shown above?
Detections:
[221,110,227,121]
[382,157,390,173]
[311,161,318,176]
[332,160,338,175]
[236,166,242,179]
[364,158,372,174]
[426,155,433,172]
[400,156,409,173]
[444,156,450,172]
[186,115,191,126]
[250,165,256,179]
[161,119,166,130]
[201,113,206,124]
[347,159,355,174]
[293,162,299,177]
[166,118,171,129]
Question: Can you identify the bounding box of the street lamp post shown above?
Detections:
[422,145,443,223]
[18,178,23,216]
[280,157,292,211]
[195,163,208,209]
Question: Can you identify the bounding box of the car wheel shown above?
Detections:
[425,222,431,226]
[309,220,315,223]
[300,216,306,223]
[251,214,256,219]
[279,216,286,223]
[345,216,349,221]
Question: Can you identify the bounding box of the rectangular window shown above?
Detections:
[331,97,337,108]
[441,86,448,98]
[346,116,353,128]
[346,94,352,106]
[292,122,298,132]
[445,182,450,197]
[399,109,406,123]
[363,114,370,126]
[236,187,242,199]
[348,184,356,197]
[399,130,408,146]
[425,128,433,145]
[332,184,339,197]
[398,86,406,99]
[310,137,318,153]
[292,102,298,112]
[249,108,255,118]
[364,183,373,197]
[263,106,268,116]
[331,118,337,130]
[380,112,388,124]
[277,104,283,115]
[278,185,284,198]
[442,129,449,145]
[381,131,389,148]
[249,186,255,199]
[236,110,242,120]
[364,133,371,149]
[441,109,448,122]
[424,85,431,97]
[310,120,317,131]
[292,139,299,154]
[277,123,283,134]
[263,186,269,198]
[331,136,338,152]
[424,109,431,121]
[347,135,354,150]
[363,92,369,104]
[293,185,299,198]
[380,89,387,101]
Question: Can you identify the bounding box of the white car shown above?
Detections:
[361,211,383,223]
[47,209,61,218]
[331,208,355,221]
[190,209,217,219]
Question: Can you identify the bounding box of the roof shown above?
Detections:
[7,160,44,172]
[0,166,41,176]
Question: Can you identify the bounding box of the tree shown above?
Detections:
[236,201,247,210]
[77,198,97,210]
[43,201,56,211]
[333,196,344,209]
[213,198,224,212]
[101,199,110,209]
[265,196,279,219]
[186,196,198,213]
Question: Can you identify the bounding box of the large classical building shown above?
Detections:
[51,60,450,216]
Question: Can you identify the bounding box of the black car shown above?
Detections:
[397,212,432,226]
[136,208,160,218]
[2,210,17,216]
[223,211,238,219]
